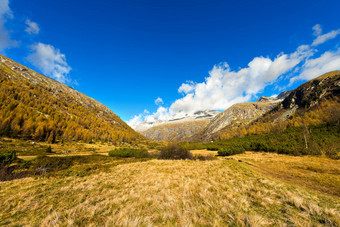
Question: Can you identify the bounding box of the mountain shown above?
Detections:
[0,55,143,143]
[137,110,219,141]
[214,71,340,141]
[189,92,290,142]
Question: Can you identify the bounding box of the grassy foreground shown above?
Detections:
[1,154,339,226]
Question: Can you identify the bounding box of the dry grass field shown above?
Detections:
[233,152,340,197]
[0,138,117,155]
[1,152,339,226]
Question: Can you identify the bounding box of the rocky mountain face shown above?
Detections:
[0,55,142,143]
[137,110,219,141]
[277,71,340,119]
[142,119,211,141]
[189,92,290,142]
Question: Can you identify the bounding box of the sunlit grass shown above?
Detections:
[1,156,339,226]
[233,152,340,197]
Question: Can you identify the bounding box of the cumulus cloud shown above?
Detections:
[127,24,340,129]
[25,19,39,34]
[290,48,340,84]
[0,0,16,51]
[127,113,144,129]
[312,24,340,46]
[154,97,164,105]
[169,46,312,115]
[27,43,71,83]
[312,24,322,36]
[127,107,169,129]
[178,81,195,94]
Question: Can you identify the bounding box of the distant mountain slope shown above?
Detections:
[214,71,340,141]
[142,119,210,141]
[189,95,287,142]
[0,55,143,143]
[137,110,219,141]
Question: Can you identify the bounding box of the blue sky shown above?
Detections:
[1,0,340,127]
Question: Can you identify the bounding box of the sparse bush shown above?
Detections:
[108,148,149,158]
[18,160,31,169]
[159,144,193,160]
[206,144,219,151]
[218,146,245,156]
[33,156,74,174]
[46,145,52,153]
[0,150,17,166]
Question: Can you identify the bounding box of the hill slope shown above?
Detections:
[189,94,288,142]
[142,118,210,141]
[0,55,142,143]
[138,110,219,141]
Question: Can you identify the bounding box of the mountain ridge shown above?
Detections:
[188,91,290,142]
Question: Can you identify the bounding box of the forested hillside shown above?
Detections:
[0,55,143,144]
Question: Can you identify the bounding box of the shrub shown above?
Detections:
[46,146,52,153]
[159,144,193,160]
[206,144,219,151]
[218,145,245,156]
[18,160,31,169]
[108,148,149,158]
[33,156,74,174]
[0,150,17,166]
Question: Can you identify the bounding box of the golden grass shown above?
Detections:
[1,157,339,226]
[233,152,340,197]
[0,137,118,156]
[190,149,218,156]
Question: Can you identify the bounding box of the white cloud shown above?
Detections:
[27,43,71,83]
[127,113,144,129]
[290,48,340,84]
[154,97,164,105]
[127,107,170,129]
[312,24,322,36]
[25,19,39,34]
[0,0,16,51]
[312,24,340,46]
[168,45,313,115]
[178,81,195,94]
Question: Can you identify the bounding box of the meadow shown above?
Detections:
[0,144,339,226]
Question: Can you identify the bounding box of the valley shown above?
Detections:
[0,56,339,226]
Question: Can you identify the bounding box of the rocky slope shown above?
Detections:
[142,119,210,141]
[277,71,340,120]
[137,110,219,141]
[0,54,142,143]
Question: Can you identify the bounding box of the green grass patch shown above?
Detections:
[181,123,340,159]
[108,148,149,158]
